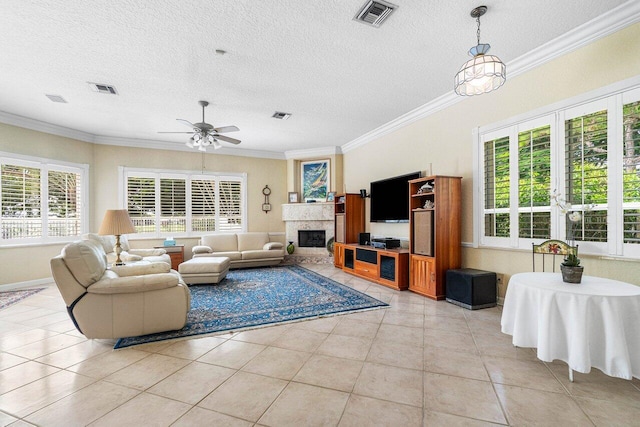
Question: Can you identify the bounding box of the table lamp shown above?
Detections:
[98,209,136,266]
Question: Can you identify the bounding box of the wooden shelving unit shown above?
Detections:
[408,176,462,300]
[334,193,365,244]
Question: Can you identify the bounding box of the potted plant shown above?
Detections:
[560,249,583,283]
[552,190,592,284]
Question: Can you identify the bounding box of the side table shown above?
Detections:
[155,245,184,270]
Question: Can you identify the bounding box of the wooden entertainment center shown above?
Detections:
[332,175,461,299]
[334,243,409,291]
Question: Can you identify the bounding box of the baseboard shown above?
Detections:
[0,277,53,291]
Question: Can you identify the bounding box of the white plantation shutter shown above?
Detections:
[160,178,186,233]
[192,179,216,232]
[483,136,510,238]
[123,169,245,236]
[1,163,42,239]
[622,99,640,246]
[218,180,243,232]
[1,155,87,244]
[48,169,81,237]
[127,176,156,233]
[518,125,551,239]
[565,110,608,243]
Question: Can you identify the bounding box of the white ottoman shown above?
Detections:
[178,257,231,285]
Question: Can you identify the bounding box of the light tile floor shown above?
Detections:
[1,264,640,426]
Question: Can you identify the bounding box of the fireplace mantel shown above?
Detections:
[282,202,334,262]
[282,202,334,222]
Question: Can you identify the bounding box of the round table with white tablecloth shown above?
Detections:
[501,272,640,379]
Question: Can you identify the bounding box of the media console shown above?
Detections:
[334,243,409,291]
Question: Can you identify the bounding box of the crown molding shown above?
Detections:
[93,135,286,159]
[0,110,95,143]
[284,146,342,160]
[342,0,640,153]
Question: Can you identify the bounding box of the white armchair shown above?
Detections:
[50,239,190,339]
[83,233,171,266]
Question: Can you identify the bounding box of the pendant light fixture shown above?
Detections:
[454,5,506,96]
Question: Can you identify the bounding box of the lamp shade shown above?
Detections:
[98,209,136,235]
[454,47,506,96]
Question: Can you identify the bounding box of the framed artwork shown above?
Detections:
[288,192,299,203]
[301,159,330,202]
[326,191,336,202]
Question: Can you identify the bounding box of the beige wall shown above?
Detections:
[0,125,287,287]
[344,23,640,294]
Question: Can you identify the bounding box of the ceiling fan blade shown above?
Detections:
[213,125,239,133]
[158,131,195,134]
[216,134,241,145]
[176,119,196,129]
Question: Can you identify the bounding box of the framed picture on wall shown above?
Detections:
[326,191,336,202]
[301,159,330,202]
[288,192,299,203]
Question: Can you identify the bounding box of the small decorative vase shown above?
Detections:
[326,237,335,255]
[286,241,295,255]
[560,264,583,284]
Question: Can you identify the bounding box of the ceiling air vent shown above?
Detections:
[354,0,397,27]
[272,111,291,120]
[87,82,118,95]
[45,94,67,103]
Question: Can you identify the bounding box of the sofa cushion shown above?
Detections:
[61,240,108,287]
[85,233,115,254]
[237,232,269,252]
[264,242,283,250]
[195,251,242,261]
[121,252,143,262]
[201,234,238,252]
[88,273,179,294]
[111,262,171,277]
[192,245,213,254]
[242,249,284,260]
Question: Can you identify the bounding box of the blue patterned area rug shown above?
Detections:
[114,265,388,349]
[0,288,45,310]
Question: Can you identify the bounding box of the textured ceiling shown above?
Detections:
[0,0,633,157]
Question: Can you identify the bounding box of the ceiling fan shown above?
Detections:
[159,100,240,151]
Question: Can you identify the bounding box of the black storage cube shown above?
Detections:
[446,268,497,310]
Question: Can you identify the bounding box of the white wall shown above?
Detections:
[343,23,640,296]
[0,125,287,287]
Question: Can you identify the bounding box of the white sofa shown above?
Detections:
[192,232,284,268]
[50,239,190,339]
[83,233,171,266]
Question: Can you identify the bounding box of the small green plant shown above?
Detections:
[562,251,581,267]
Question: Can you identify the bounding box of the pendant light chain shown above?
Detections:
[476,15,482,46]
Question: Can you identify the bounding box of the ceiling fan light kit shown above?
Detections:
[159,100,241,152]
[454,5,506,96]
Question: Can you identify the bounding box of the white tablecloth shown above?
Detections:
[501,272,640,379]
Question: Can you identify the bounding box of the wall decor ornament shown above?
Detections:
[262,185,271,213]
[301,159,330,202]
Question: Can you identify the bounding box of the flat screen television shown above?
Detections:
[370,171,421,223]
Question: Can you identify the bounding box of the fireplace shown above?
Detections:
[298,230,326,248]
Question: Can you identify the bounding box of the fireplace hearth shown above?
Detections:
[298,230,326,248]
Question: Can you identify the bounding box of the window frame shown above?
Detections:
[474,78,640,259]
[119,167,247,237]
[0,151,89,246]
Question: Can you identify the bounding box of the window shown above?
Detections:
[476,82,640,258]
[518,125,551,239]
[122,168,246,236]
[622,99,640,247]
[1,154,88,244]
[564,110,608,243]
[483,135,510,238]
